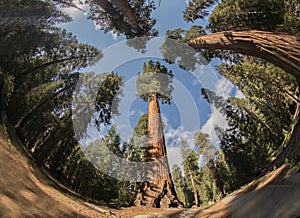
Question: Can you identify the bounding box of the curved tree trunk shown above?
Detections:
[188,30,300,168]
[188,30,300,82]
[134,93,181,208]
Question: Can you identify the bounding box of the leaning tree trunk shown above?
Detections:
[188,30,300,82]
[134,93,181,208]
[187,167,199,206]
[188,30,300,167]
[110,0,139,31]
[92,0,134,36]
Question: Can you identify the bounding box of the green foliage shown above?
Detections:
[0,0,129,205]
[179,138,201,206]
[131,114,149,153]
[280,0,300,36]
[183,0,299,36]
[201,58,298,190]
[85,0,157,38]
[198,165,214,203]
[171,164,187,205]
[81,125,136,205]
[183,0,217,22]
[48,138,119,202]
[207,0,300,34]
[95,73,124,126]
[136,60,174,104]
[177,136,223,206]
[163,26,215,69]
[194,132,217,162]
[166,26,206,43]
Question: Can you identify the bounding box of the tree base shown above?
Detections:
[134,177,182,208]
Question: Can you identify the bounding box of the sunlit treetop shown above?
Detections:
[136,60,173,104]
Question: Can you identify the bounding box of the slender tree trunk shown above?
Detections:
[188,30,300,82]
[188,167,199,206]
[134,93,181,208]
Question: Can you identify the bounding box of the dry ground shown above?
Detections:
[0,124,110,217]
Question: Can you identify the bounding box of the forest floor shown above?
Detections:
[194,164,300,218]
[0,123,300,218]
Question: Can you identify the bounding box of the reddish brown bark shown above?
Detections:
[134,93,181,208]
[188,30,300,81]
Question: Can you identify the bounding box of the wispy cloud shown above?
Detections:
[162,113,195,168]
[235,89,245,98]
[129,110,136,117]
[59,0,89,18]
[111,32,119,41]
[200,105,226,146]
[215,77,235,99]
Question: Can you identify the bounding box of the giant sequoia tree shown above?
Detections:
[134,60,180,208]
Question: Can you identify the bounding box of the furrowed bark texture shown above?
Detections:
[188,30,300,82]
[134,93,180,208]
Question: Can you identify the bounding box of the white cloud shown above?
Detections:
[129,110,136,117]
[192,78,198,86]
[162,113,196,169]
[235,89,246,99]
[110,32,119,41]
[59,0,89,18]
[185,0,190,4]
[200,105,227,145]
[215,77,235,99]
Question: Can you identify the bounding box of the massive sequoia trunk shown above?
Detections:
[188,30,300,166]
[134,93,181,208]
[188,30,300,82]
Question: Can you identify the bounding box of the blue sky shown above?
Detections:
[60,1,244,169]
